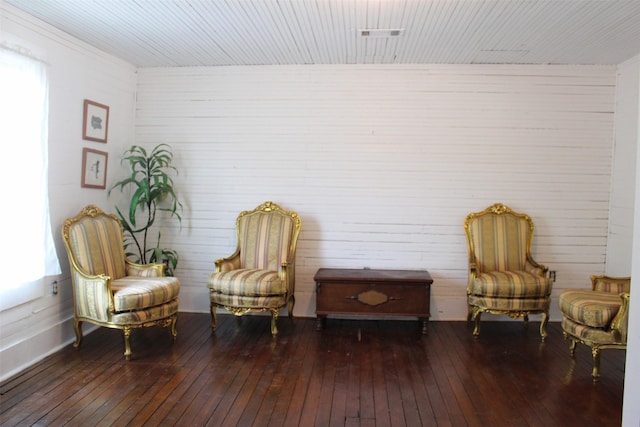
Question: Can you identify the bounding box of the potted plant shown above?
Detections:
[109,144,183,276]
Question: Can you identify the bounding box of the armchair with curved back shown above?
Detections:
[207,201,302,336]
[464,203,552,341]
[61,205,180,360]
[558,275,631,379]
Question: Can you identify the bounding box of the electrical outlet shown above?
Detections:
[549,271,556,282]
[50,280,58,295]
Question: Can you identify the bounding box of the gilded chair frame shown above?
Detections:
[210,201,302,336]
[62,205,178,359]
[561,274,630,379]
[464,203,551,340]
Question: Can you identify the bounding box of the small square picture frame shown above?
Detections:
[81,147,108,189]
[82,99,109,143]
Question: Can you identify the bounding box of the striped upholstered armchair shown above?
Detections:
[558,275,631,379]
[62,205,180,359]
[208,201,301,336]
[464,203,552,341]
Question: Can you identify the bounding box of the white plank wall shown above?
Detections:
[132,64,616,321]
[608,56,640,276]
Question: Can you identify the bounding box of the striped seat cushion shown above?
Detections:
[112,299,179,325]
[209,293,287,309]
[561,317,619,345]
[111,276,180,312]
[468,295,550,312]
[208,268,285,296]
[469,271,551,298]
[558,289,622,328]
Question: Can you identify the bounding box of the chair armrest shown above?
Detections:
[125,259,164,277]
[525,256,549,276]
[468,252,478,274]
[467,257,478,294]
[278,261,297,297]
[215,251,241,273]
[610,292,631,343]
[591,275,631,293]
[469,254,480,281]
[70,268,115,320]
[469,261,478,275]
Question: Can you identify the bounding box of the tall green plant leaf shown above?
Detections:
[108,144,182,273]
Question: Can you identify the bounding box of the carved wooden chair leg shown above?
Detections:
[591,346,601,380]
[472,309,482,337]
[288,296,295,320]
[569,338,577,356]
[210,304,217,331]
[270,309,279,336]
[539,311,549,342]
[170,316,178,341]
[123,327,132,360]
[73,319,83,350]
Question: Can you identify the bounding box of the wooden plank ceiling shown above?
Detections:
[5,0,640,67]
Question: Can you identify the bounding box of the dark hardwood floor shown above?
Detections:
[1,313,625,426]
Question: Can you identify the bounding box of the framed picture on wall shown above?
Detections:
[81,147,108,189]
[82,99,109,143]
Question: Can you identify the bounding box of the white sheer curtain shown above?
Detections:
[0,47,61,310]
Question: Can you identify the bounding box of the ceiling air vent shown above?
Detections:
[359,29,404,38]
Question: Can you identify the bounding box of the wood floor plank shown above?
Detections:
[260,331,303,426]
[295,334,324,426]
[328,329,351,427]
[111,366,185,425]
[2,362,115,426]
[442,324,541,425]
[34,363,122,425]
[281,320,322,427]
[0,350,87,420]
[226,333,280,426]
[381,330,412,427]
[204,324,272,426]
[392,337,426,426]
[414,328,454,427]
[158,318,249,426]
[314,327,340,427]
[399,338,437,426]
[370,322,392,427]
[174,325,248,425]
[438,321,530,426]
[253,320,308,426]
[65,363,145,425]
[422,323,466,426]
[344,325,364,423]
[357,325,376,423]
[0,314,627,427]
[112,319,219,425]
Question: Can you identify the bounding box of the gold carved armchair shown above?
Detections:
[558,275,630,379]
[61,205,180,359]
[464,203,552,341]
[207,201,301,336]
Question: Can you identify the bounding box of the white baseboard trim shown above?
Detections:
[0,317,97,383]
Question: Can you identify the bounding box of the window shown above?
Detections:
[0,47,60,310]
